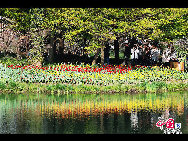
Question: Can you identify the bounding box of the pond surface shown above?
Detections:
[0,91,187,134]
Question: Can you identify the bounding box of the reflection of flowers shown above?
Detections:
[43,94,185,120]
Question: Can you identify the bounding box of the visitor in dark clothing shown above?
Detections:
[145,47,151,66]
[138,45,143,65]
[104,44,110,65]
[124,43,130,65]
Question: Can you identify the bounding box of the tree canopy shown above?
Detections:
[0,8,188,64]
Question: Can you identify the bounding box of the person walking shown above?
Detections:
[130,46,135,66]
[145,46,151,66]
[142,44,147,66]
[156,47,161,65]
[130,46,139,66]
[151,45,160,66]
[124,42,130,65]
[162,45,171,67]
[135,46,139,65]
[138,45,143,65]
[170,47,177,61]
[104,43,110,65]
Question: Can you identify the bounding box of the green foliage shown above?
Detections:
[0,56,28,66]
[9,81,17,88]
[1,8,188,63]
[0,81,6,89]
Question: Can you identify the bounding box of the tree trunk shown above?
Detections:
[92,48,100,65]
[114,39,119,63]
[101,46,105,66]
[59,38,64,55]
[16,46,20,59]
[3,45,7,57]
[3,49,6,57]
[124,45,131,65]
[48,37,54,63]
[104,42,110,65]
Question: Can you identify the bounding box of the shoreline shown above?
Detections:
[0,80,187,95]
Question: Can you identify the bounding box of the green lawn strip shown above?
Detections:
[0,80,187,95]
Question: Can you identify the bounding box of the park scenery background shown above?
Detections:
[0,8,188,94]
[0,8,188,134]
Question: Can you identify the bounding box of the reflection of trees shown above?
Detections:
[124,112,131,133]
[185,107,188,133]
[138,110,152,133]
[0,99,43,134]
[0,92,187,134]
[113,113,118,133]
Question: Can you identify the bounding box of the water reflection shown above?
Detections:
[0,91,187,134]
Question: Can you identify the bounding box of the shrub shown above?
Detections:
[0,81,6,89]
[9,81,17,88]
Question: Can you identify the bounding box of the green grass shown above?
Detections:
[0,80,187,95]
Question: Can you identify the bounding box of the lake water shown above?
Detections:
[0,91,187,134]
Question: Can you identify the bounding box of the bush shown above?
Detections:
[46,84,55,91]
[0,81,6,89]
[0,56,29,66]
[9,81,17,88]
[55,83,66,90]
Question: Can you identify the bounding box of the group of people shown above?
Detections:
[129,44,161,66]
[128,43,177,67]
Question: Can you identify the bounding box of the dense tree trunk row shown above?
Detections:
[45,35,135,66]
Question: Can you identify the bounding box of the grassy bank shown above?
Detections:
[0,80,187,95]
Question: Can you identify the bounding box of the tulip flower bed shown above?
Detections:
[0,63,187,94]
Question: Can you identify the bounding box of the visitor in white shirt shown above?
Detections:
[162,46,171,67]
[170,47,177,61]
[131,46,139,66]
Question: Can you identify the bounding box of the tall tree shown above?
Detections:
[1,8,188,66]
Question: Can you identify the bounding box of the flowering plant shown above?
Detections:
[0,63,187,86]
